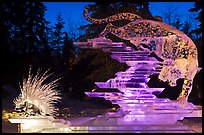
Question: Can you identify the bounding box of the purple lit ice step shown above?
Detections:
[126,61,163,67]
[122,66,162,72]
[111,57,158,63]
[126,102,198,111]
[104,95,157,100]
[102,47,131,52]
[92,42,125,48]
[119,114,183,124]
[109,78,150,83]
[111,55,157,61]
[120,70,162,75]
[109,98,171,104]
[85,92,157,101]
[95,81,148,88]
[115,76,149,80]
[116,72,150,77]
[111,51,150,55]
[85,92,123,97]
[117,88,165,94]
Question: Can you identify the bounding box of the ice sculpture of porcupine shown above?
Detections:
[13,67,62,117]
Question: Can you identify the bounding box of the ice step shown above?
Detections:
[95,81,148,88]
[117,88,165,94]
[69,125,194,133]
[85,92,157,100]
[110,78,150,83]
[113,55,150,58]
[126,60,163,66]
[115,71,160,77]
[110,98,170,104]
[114,76,149,80]
[104,95,157,100]
[111,51,150,55]
[116,72,150,77]
[112,57,157,62]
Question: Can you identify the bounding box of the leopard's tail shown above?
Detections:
[83,6,142,24]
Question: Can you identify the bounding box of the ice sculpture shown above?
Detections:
[83,6,201,103]
[8,67,72,133]
[13,67,62,117]
[8,6,202,133]
[73,37,201,132]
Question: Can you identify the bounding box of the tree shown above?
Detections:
[62,32,76,68]
[163,5,179,26]
[67,12,86,41]
[1,1,47,55]
[172,18,182,29]
[181,19,191,37]
[1,1,50,67]
[162,5,185,31]
[188,2,202,40]
[186,2,202,105]
[1,1,52,99]
[51,11,65,55]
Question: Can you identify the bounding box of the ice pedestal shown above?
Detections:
[8,116,71,133]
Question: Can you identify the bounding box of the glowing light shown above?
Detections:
[2,110,25,121]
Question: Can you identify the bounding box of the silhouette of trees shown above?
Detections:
[162,3,201,41]
[1,2,74,95]
[2,1,49,76]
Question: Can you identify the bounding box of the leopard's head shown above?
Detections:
[158,65,182,87]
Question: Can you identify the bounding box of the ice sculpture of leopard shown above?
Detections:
[84,6,200,103]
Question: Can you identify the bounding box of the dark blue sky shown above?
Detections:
[43,2,197,31]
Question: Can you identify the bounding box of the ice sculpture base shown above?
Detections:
[8,116,71,133]
[9,112,202,133]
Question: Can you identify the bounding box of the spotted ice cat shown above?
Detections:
[83,6,200,103]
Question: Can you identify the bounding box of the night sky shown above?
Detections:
[43,2,196,31]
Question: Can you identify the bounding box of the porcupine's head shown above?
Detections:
[13,67,62,117]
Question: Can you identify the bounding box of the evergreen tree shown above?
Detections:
[162,5,178,26]
[1,1,51,98]
[1,1,50,65]
[186,2,202,105]
[172,18,182,29]
[181,19,191,37]
[62,32,75,68]
[188,2,202,39]
[51,11,65,55]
